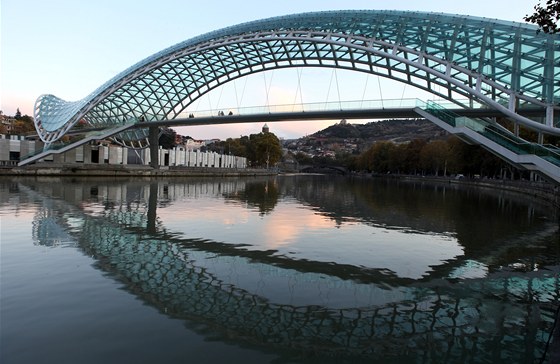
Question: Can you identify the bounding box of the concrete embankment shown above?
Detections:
[0,164,276,177]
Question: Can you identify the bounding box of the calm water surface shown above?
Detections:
[1,175,559,363]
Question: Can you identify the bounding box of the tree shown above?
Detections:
[403,139,427,175]
[525,0,560,33]
[389,143,408,174]
[420,140,450,176]
[10,115,35,135]
[158,127,177,149]
[247,132,282,168]
[293,151,313,165]
[227,137,248,157]
[369,141,396,173]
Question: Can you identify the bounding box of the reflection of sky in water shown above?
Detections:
[3,179,558,364]
[158,197,464,280]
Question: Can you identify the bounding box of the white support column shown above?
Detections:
[546,105,554,127]
[188,150,194,166]
[170,148,176,166]
[122,148,127,165]
[508,94,516,112]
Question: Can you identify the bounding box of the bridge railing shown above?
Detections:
[422,101,560,167]
[178,98,460,119]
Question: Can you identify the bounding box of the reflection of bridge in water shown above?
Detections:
[19,178,560,362]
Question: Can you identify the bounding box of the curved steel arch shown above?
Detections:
[34,10,560,144]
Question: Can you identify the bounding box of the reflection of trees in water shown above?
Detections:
[278,175,545,230]
[278,175,556,264]
[13,177,560,363]
[222,178,279,215]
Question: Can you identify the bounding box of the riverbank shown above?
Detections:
[0,163,276,177]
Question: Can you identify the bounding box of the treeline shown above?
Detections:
[355,137,509,177]
[205,132,283,168]
[294,136,517,178]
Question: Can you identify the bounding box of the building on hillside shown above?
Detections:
[0,114,17,134]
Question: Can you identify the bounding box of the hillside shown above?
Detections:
[311,118,447,143]
[283,118,449,159]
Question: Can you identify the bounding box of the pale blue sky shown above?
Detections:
[0,0,538,139]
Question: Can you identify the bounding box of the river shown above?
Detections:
[1,175,558,363]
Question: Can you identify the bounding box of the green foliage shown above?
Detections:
[10,118,35,135]
[246,132,282,167]
[225,137,247,156]
[355,136,506,178]
[0,110,35,135]
[525,0,560,33]
[204,132,282,168]
[232,180,278,216]
[420,140,450,176]
[334,152,358,170]
[319,123,361,138]
[293,151,313,165]
[158,127,177,149]
[403,139,426,174]
[370,141,396,172]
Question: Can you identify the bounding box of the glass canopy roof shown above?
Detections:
[33,10,560,144]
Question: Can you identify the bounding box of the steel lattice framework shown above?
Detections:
[34,10,560,145]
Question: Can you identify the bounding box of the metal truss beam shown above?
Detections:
[33,10,560,144]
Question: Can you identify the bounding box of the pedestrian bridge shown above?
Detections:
[26,10,560,180]
[22,97,560,183]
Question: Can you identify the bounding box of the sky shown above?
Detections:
[0,0,539,140]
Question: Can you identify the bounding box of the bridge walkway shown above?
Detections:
[415,102,560,183]
[17,98,560,183]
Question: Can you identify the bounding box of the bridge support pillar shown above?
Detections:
[149,126,159,169]
[546,105,554,127]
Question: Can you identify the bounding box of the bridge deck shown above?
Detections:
[129,107,546,129]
